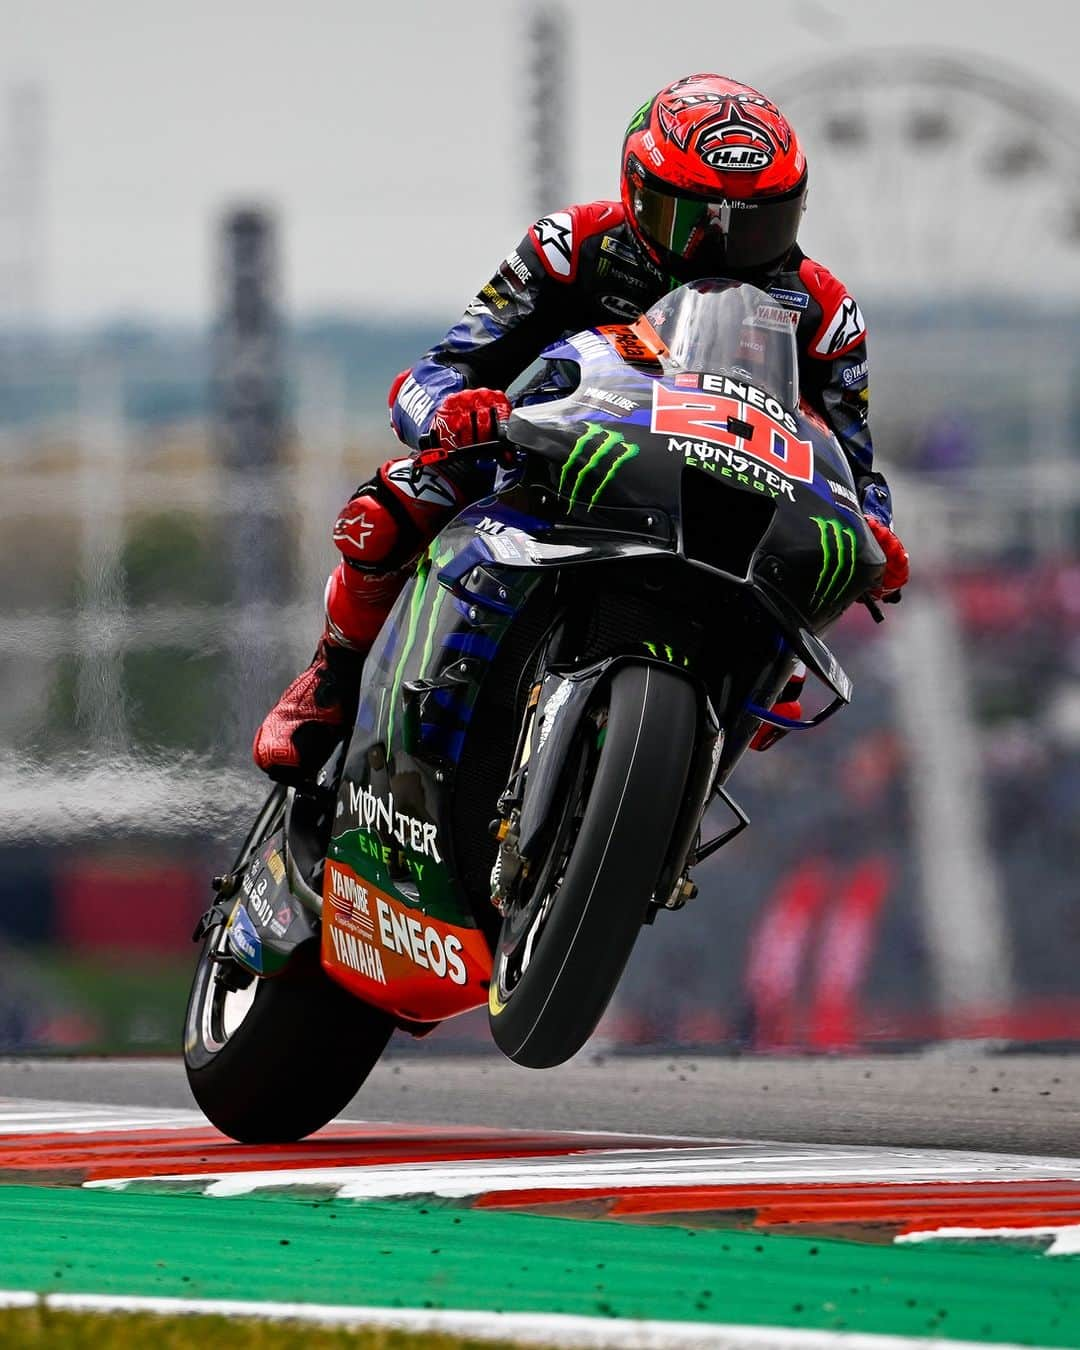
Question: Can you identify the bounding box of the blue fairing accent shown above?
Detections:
[456,501,549,535]
[444,631,501,661]
[378,614,404,671]
[228,907,263,973]
[431,687,475,722]
[744,701,811,731]
[421,723,467,761]
[809,470,852,512]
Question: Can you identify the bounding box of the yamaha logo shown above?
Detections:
[704,145,773,171]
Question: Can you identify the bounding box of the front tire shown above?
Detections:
[184,787,394,1143]
[488,662,697,1069]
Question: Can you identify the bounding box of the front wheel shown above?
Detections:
[184,787,394,1142]
[488,662,697,1068]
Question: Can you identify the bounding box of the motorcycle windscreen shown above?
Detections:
[644,279,800,411]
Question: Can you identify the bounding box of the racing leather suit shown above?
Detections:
[253,200,888,779]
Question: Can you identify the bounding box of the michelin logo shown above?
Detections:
[768,287,809,311]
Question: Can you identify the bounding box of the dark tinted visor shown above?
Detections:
[631,177,806,273]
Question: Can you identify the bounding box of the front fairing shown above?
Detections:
[508,318,884,628]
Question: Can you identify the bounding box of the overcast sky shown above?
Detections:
[4,0,1080,326]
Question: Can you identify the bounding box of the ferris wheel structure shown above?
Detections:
[767,49,1080,301]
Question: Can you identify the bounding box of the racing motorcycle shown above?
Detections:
[184,280,886,1142]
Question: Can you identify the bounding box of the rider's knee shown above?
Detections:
[331,456,462,573]
[324,562,407,647]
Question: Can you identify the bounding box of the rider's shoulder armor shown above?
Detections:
[788,253,868,362]
[527,201,625,283]
[528,202,666,324]
[770,249,874,483]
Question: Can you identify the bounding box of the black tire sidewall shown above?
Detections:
[490,662,697,1068]
[183,783,393,1143]
[185,942,393,1143]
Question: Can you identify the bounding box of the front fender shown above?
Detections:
[515,656,710,872]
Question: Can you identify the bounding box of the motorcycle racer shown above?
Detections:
[253,73,910,783]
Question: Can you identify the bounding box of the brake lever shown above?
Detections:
[860,594,886,624]
[411,419,512,485]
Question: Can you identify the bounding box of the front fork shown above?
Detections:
[489,655,744,922]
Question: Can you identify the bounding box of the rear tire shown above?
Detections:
[488,662,697,1068]
[184,787,393,1143]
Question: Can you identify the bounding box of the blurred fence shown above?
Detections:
[0,301,1078,1053]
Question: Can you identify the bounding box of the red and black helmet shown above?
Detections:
[621,74,807,283]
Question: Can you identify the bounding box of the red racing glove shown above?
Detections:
[866,517,910,600]
[387,368,410,414]
[430,388,512,450]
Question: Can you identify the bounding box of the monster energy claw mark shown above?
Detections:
[811,516,857,609]
[626,98,652,135]
[558,421,641,511]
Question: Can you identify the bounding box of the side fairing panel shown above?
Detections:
[321,516,542,1022]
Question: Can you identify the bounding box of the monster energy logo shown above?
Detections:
[626,99,652,135]
[558,422,640,511]
[643,641,689,668]
[810,516,857,610]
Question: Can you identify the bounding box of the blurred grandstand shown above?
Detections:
[0,42,1078,1052]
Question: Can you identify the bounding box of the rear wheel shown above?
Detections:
[488,663,697,1068]
[184,786,393,1142]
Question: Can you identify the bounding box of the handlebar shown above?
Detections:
[411,420,514,484]
[415,418,511,457]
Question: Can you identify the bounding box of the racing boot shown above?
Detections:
[252,633,368,785]
[253,557,412,784]
[254,450,469,783]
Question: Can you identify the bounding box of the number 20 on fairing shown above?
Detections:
[650,382,815,483]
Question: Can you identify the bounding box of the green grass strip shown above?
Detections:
[1,1186,1079,1345]
[0,1306,523,1350]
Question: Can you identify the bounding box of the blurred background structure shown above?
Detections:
[1,0,1078,1052]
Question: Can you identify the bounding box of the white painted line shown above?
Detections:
[0,1291,1054,1350]
[0,1099,206,1135]
[85,1140,1080,1198]
[897,1223,1080,1257]
[0,1292,37,1309]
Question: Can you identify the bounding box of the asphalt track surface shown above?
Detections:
[0,1050,1076,1156]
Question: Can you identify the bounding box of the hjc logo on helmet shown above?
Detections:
[703,144,773,171]
[694,102,782,171]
